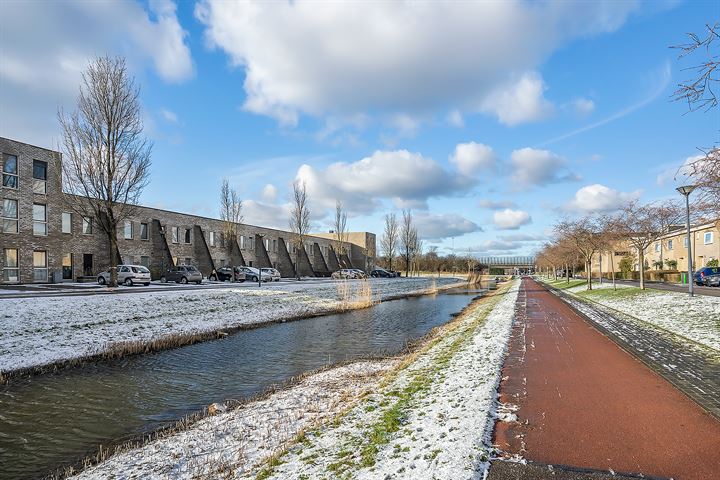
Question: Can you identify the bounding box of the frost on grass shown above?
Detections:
[254,280,520,480]
[71,361,397,479]
[540,277,720,352]
[0,278,460,374]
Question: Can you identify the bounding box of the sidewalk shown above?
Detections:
[493,278,720,479]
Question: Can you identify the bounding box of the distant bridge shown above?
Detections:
[475,256,536,274]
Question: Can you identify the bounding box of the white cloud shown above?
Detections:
[499,233,547,242]
[0,0,193,145]
[572,97,596,115]
[414,213,482,241]
[450,142,497,176]
[478,199,518,210]
[467,239,522,254]
[493,209,532,230]
[195,1,637,126]
[243,199,291,230]
[480,72,554,126]
[295,150,474,215]
[261,184,278,202]
[565,184,642,212]
[510,147,580,187]
[447,110,464,128]
[656,154,703,187]
[160,108,179,124]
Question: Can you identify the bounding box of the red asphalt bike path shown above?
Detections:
[494,278,720,479]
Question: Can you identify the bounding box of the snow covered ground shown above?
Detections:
[541,278,720,352]
[70,280,518,480]
[0,278,461,375]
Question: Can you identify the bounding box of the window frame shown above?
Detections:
[33,250,48,283]
[2,198,19,234]
[82,216,93,235]
[32,203,48,236]
[32,159,47,194]
[209,231,216,247]
[3,248,19,283]
[667,239,673,251]
[140,222,149,241]
[184,228,191,244]
[172,226,179,244]
[704,232,714,245]
[124,220,133,240]
[61,212,72,234]
[2,154,19,189]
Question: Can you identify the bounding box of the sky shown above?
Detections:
[1,0,718,257]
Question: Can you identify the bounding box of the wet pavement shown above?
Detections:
[493,278,720,480]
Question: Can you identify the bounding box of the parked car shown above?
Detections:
[239,266,271,282]
[370,268,395,278]
[209,267,246,282]
[161,265,203,284]
[350,269,368,279]
[261,268,281,282]
[694,266,720,286]
[331,269,356,279]
[97,265,151,286]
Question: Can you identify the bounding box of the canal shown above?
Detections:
[0,288,482,479]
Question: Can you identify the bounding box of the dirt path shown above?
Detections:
[493,277,720,479]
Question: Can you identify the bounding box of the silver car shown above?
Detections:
[161,265,203,284]
[238,266,271,282]
[98,265,151,286]
[261,268,281,282]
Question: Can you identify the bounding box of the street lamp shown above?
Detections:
[676,185,696,297]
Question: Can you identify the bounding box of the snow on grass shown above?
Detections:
[539,278,720,352]
[71,360,398,479]
[251,280,520,480]
[0,278,462,375]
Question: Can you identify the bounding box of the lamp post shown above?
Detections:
[676,185,696,297]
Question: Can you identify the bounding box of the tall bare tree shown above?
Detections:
[289,180,311,280]
[334,200,349,255]
[220,178,242,275]
[380,213,399,272]
[555,216,603,290]
[400,209,416,277]
[59,56,151,287]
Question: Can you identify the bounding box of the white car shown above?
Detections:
[238,266,271,283]
[98,265,151,286]
[261,268,281,282]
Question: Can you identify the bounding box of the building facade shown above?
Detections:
[1,137,375,283]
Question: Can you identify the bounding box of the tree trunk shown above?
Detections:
[610,250,616,291]
[599,252,603,285]
[639,249,645,290]
[587,256,592,290]
[108,228,119,287]
[295,248,301,281]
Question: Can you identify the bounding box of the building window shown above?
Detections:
[705,232,714,245]
[124,221,133,240]
[140,222,149,240]
[82,216,93,234]
[273,239,277,252]
[239,235,246,249]
[33,250,48,282]
[2,154,18,189]
[62,253,73,280]
[3,248,19,282]
[209,231,216,247]
[683,236,688,248]
[33,160,47,194]
[62,212,72,233]
[33,203,47,236]
[220,232,226,248]
[184,228,191,244]
[172,226,179,243]
[667,239,673,250]
[140,256,150,268]
[654,242,660,252]
[185,257,192,265]
[2,198,18,233]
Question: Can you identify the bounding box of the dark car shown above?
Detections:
[209,267,246,282]
[370,268,395,278]
[694,266,720,286]
[161,265,203,284]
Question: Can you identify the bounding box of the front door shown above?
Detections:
[83,254,93,276]
[62,253,73,280]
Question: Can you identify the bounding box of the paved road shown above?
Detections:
[492,278,720,480]
[591,277,720,297]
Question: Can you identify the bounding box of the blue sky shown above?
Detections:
[1,0,718,256]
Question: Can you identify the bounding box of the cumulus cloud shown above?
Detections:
[261,184,278,202]
[414,213,482,241]
[195,1,637,126]
[447,110,465,128]
[295,150,474,215]
[0,0,193,144]
[510,148,581,187]
[478,199,518,210]
[243,199,291,230]
[493,209,532,230]
[480,72,554,126]
[571,97,596,115]
[467,239,522,254]
[656,154,703,187]
[565,184,642,212]
[450,142,498,176]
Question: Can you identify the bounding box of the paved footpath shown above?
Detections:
[492,277,720,480]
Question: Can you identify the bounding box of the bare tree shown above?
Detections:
[334,200,349,255]
[380,213,399,272]
[613,201,681,289]
[555,216,603,290]
[58,56,151,287]
[289,180,311,280]
[220,178,242,277]
[400,209,416,277]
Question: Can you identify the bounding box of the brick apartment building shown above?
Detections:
[0,137,375,283]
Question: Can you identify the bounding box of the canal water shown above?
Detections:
[0,288,482,479]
